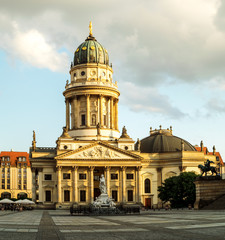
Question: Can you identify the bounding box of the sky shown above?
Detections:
[0,0,225,159]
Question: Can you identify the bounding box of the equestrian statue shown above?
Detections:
[198,159,218,176]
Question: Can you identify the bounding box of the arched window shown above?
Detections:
[145,178,151,193]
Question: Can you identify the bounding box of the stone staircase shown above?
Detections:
[202,194,225,210]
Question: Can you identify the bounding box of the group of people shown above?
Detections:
[0,204,33,211]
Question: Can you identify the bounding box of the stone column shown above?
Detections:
[122,167,127,202]
[107,98,110,128]
[74,96,78,129]
[89,166,94,203]
[74,167,78,202]
[110,97,114,129]
[136,167,142,203]
[135,168,138,202]
[66,99,70,130]
[57,166,62,203]
[100,95,103,127]
[86,94,90,127]
[115,99,119,130]
[106,167,111,196]
[31,168,36,202]
[72,167,75,202]
[38,168,43,202]
[157,167,162,207]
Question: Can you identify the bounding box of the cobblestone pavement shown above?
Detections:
[0,210,225,239]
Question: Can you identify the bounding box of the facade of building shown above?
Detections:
[30,24,224,209]
[0,151,32,199]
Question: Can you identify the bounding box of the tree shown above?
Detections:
[158,172,198,208]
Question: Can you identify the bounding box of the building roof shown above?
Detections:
[195,147,224,166]
[138,127,196,153]
[73,34,109,66]
[0,151,30,167]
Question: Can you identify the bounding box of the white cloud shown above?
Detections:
[0,17,69,72]
[119,81,185,118]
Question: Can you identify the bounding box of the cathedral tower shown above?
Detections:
[63,22,120,141]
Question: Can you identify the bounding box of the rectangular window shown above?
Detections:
[7,184,10,189]
[63,173,71,180]
[18,185,21,190]
[46,190,51,202]
[80,190,86,202]
[7,179,10,184]
[112,190,118,202]
[64,190,70,202]
[81,114,86,126]
[23,185,26,190]
[2,184,5,189]
[128,190,133,202]
[126,174,134,180]
[104,115,107,126]
[79,173,86,180]
[111,173,118,180]
[44,174,52,180]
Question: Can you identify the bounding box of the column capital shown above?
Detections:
[56,166,62,171]
[72,166,79,171]
[31,167,36,173]
[105,166,111,170]
[121,166,127,171]
[156,167,162,173]
[89,166,95,170]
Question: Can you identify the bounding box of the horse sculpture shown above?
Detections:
[198,159,218,176]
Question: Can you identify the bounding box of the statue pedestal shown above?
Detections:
[93,193,116,208]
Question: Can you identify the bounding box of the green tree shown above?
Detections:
[158,172,198,208]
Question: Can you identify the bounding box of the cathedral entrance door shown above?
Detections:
[93,167,104,199]
[145,198,151,209]
[94,188,101,199]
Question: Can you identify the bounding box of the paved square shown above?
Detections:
[0,210,224,239]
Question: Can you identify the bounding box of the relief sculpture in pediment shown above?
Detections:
[78,146,121,159]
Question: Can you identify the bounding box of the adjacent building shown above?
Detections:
[0,151,32,199]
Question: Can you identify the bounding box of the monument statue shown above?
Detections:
[198,159,218,176]
[99,174,107,194]
[97,123,101,136]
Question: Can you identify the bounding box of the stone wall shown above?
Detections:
[194,178,225,209]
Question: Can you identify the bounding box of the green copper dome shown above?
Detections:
[73,35,109,66]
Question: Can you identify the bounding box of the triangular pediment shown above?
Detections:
[55,141,142,161]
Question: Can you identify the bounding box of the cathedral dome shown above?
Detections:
[138,127,196,153]
[73,35,109,66]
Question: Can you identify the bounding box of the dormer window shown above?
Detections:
[18,157,26,162]
[2,157,10,161]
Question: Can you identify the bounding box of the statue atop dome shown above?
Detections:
[89,21,93,36]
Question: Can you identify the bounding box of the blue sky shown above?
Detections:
[0,0,225,160]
